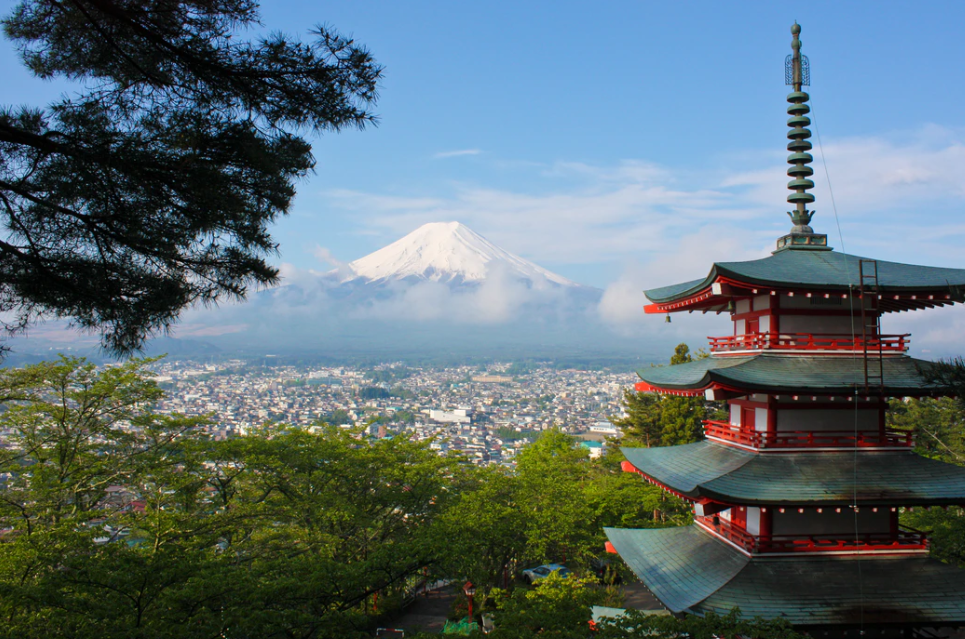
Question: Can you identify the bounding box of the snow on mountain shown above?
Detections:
[344,222,578,287]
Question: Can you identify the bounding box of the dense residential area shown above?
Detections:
[149,360,627,464]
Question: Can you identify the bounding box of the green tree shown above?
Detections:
[0,356,223,638]
[657,396,704,446]
[609,389,661,447]
[0,1,381,354]
[435,466,529,591]
[472,570,805,639]
[613,343,712,448]
[888,397,965,465]
[888,392,965,567]
[0,357,458,639]
[489,573,613,639]
[669,343,693,365]
[658,344,704,445]
[514,430,595,564]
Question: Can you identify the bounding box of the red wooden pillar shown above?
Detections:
[766,396,777,446]
[760,507,773,542]
[769,292,780,335]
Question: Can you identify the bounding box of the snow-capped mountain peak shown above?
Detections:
[346,222,577,286]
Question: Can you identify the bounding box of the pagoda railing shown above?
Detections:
[703,420,914,449]
[695,516,928,554]
[708,332,909,354]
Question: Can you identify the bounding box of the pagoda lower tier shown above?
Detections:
[605,526,965,628]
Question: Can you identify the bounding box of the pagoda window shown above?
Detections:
[775,408,878,433]
[778,313,866,336]
[771,507,891,537]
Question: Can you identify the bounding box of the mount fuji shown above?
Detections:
[178,221,608,356]
[338,221,582,289]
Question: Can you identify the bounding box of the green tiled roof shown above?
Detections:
[645,250,965,303]
[604,526,748,613]
[622,441,965,505]
[606,525,965,626]
[636,354,940,395]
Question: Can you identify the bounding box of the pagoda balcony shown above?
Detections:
[703,419,914,449]
[694,515,928,555]
[708,332,909,355]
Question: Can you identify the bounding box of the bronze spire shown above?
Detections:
[776,23,829,251]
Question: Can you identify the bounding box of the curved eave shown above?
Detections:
[635,355,945,398]
[622,441,965,506]
[605,525,965,627]
[643,252,965,314]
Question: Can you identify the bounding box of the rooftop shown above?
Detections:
[635,354,941,396]
[643,250,965,313]
[622,441,965,506]
[605,525,965,627]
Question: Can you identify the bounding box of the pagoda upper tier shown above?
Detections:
[644,249,965,315]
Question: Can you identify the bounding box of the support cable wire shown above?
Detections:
[811,97,865,634]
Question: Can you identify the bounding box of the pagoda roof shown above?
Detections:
[635,354,940,396]
[604,525,965,626]
[622,441,965,506]
[644,250,965,313]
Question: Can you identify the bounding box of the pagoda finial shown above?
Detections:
[776,23,829,252]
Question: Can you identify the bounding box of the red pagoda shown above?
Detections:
[605,24,965,632]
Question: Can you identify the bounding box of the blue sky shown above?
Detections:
[271,1,965,286]
[4,1,965,354]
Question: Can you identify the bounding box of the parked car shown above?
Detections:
[521,563,571,584]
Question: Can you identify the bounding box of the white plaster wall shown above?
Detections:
[753,295,770,311]
[735,318,746,334]
[755,407,769,432]
[759,315,771,332]
[777,409,878,432]
[771,508,890,536]
[736,299,752,314]
[730,404,740,426]
[746,507,761,535]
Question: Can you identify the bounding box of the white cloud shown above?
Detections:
[433,149,482,159]
[311,245,344,267]
[598,227,769,329]
[322,127,965,277]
